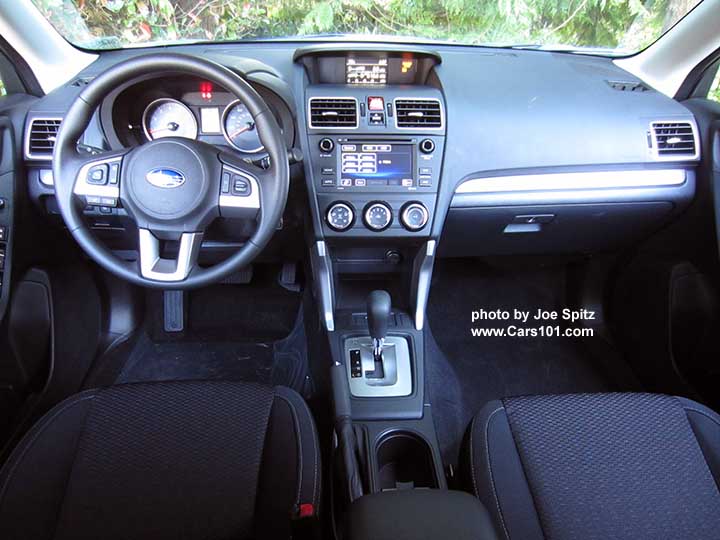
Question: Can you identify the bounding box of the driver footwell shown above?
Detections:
[116,266,312,396]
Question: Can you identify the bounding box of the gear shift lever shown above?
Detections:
[367,290,391,361]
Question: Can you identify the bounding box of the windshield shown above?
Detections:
[32,0,702,54]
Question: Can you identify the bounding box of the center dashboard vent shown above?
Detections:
[26,118,62,159]
[309,98,358,128]
[395,99,443,129]
[650,121,698,159]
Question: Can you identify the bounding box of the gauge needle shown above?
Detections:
[150,122,180,134]
[229,122,255,138]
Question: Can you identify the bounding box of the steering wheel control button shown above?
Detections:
[221,171,231,193]
[87,164,108,185]
[326,202,355,232]
[363,202,393,232]
[231,175,250,196]
[419,139,435,154]
[108,163,120,185]
[318,138,334,153]
[401,202,429,231]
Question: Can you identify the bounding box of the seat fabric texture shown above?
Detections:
[460,392,720,540]
[0,380,320,540]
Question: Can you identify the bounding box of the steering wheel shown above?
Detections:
[52,53,289,289]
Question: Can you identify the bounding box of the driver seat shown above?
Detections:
[0,381,320,540]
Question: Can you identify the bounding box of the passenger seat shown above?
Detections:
[460,393,720,540]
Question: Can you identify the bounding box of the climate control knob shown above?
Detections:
[363,202,393,232]
[326,202,354,231]
[401,202,429,231]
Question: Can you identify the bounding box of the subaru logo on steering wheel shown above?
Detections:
[145,168,186,189]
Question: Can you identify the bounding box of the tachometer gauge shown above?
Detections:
[223,100,264,153]
[142,98,198,141]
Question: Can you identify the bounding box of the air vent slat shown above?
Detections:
[395,99,443,129]
[27,118,62,159]
[309,98,358,128]
[650,121,697,160]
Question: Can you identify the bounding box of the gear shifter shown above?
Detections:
[367,290,391,363]
[344,289,410,396]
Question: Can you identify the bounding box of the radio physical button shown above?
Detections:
[419,139,435,154]
[319,138,335,153]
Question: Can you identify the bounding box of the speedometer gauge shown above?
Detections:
[223,100,264,153]
[142,98,198,141]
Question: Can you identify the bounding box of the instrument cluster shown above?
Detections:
[105,75,294,155]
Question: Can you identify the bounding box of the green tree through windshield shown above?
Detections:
[32,0,701,53]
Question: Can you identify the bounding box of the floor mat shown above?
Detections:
[118,309,311,394]
[146,267,303,342]
[117,266,312,396]
[426,258,641,468]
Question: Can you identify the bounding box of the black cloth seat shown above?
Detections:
[0,380,320,540]
[460,392,720,540]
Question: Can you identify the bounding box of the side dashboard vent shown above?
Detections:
[309,98,358,128]
[395,99,443,129]
[607,80,650,92]
[26,118,62,159]
[650,121,698,159]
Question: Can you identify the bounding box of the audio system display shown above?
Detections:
[340,143,413,187]
[346,57,388,85]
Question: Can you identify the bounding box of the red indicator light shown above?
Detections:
[200,82,213,101]
[368,96,384,111]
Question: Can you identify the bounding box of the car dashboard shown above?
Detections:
[19,40,700,302]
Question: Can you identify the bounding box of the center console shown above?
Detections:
[295,47,484,537]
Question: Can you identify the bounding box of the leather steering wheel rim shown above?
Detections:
[52,53,289,289]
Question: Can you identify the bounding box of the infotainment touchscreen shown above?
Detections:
[340,143,413,186]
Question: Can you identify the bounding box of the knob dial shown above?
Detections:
[363,202,393,231]
[318,138,334,153]
[401,202,429,231]
[326,202,354,231]
[419,139,435,154]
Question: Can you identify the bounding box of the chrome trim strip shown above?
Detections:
[648,119,700,161]
[307,96,359,130]
[411,240,436,331]
[73,156,122,199]
[218,165,261,210]
[455,169,686,194]
[311,240,335,332]
[138,229,203,282]
[24,117,63,161]
[393,97,445,131]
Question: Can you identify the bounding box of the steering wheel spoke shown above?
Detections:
[72,149,129,210]
[218,160,262,219]
[138,228,203,282]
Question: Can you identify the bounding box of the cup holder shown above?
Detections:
[375,431,439,490]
